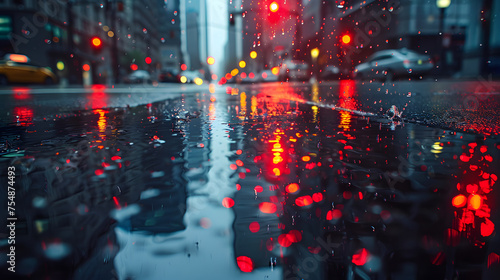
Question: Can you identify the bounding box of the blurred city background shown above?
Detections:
[0,0,498,86]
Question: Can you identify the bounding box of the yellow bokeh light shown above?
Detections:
[231,68,239,76]
[180,76,187,83]
[310,48,319,59]
[194,77,203,85]
[271,66,279,75]
[56,61,65,71]
[207,56,215,65]
[239,60,246,68]
[108,31,114,37]
[250,51,257,59]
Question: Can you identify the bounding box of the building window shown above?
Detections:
[0,16,12,39]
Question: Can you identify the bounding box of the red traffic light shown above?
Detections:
[145,57,152,64]
[269,1,279,12]
[130,63,138,71]
[91,37,102,48]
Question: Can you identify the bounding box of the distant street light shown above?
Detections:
[437,0,451,76]
[311,48,319,80]
[310,48,319,60]
[436,0,451,8]
[269,2,279,13]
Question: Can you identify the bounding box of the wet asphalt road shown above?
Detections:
[1,80,500,280]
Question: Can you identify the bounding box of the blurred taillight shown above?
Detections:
[403,59,410,68]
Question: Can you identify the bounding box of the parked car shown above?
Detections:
[158,69,178,83]
[320,65,341,80]
[279,59,310,81]
[353,48,434,81]
[0,54,57,85]
[124,70,152,84]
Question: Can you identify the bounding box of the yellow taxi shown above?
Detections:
[0,54,57,85]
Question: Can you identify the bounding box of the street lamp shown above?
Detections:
[310,48,319,60]
[311,48,319,80]
[436,0,451,76]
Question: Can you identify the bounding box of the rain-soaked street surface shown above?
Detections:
[1,80,500,279]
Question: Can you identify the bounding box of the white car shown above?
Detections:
[354,48,434,81]
[124,70,152,84]
[279,60,310,81]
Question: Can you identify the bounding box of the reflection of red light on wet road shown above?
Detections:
[13,106,33,126]
[286,183,299,193]
[278,234,292,247]
[112,196,121,209]
[88,87,108,109]
[327,209,342,220]
[338,80,357,110]
[259,202,277,213]
[295,195,313,207]
[468,194,482,210]
[12,87,32,100]
[236,256,254,272]
[287,230,302,243]
[452,194,467,208]
[222,197,235,208]
[352,248,369,266]
[249,222,260,233]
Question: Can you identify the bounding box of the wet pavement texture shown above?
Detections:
[1,80,500,279]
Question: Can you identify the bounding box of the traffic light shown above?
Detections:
[229,13,235,26]
[269,1,279,12]
[145,57,152,64]
[91,36,103,52]
[267,1,282,24]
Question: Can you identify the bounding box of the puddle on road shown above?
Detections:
[0,84,499,279]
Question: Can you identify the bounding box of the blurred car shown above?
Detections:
[259,69,279,82]
[158,69,178,83]
[279,59,310,81]
[124,70,152,84]
[0,54,57,85]
[320,65,341,80]
[353,48,434,81]
[178,70,204,84]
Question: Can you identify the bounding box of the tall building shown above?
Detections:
[180,0,205,71]
[158,0,183,73]
[0,0,169,84]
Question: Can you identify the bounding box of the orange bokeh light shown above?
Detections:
[259,202,277,214]
[269,1,279,12]
[286,183,299,193]
[91,37,102,47]
[342,34,351,44]
[452,194,467,208]
[469,194,482,210]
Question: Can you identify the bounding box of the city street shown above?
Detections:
[1,80,499,279]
